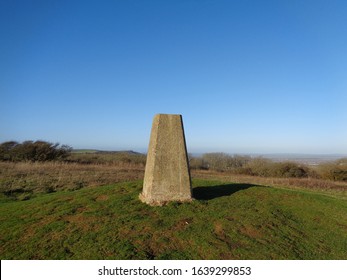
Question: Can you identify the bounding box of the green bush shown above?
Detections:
[0,141,18,161]
[271,162,309,178]
[0,140,72,162]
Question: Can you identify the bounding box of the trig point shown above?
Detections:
[139,114,192,206]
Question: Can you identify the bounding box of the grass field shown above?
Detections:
[1,178,346,260]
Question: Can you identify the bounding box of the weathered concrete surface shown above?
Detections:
[140,114,192,206]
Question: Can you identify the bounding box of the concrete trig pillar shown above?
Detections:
[140,114,192,205]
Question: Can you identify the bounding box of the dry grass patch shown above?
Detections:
[0,161,144,199]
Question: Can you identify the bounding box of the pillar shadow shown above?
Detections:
[193,183,260,200]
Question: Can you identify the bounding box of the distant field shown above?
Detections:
[1,161,346,201]
[0,162,144,201]
[0,179,346,259]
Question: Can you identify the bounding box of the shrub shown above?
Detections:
[0,141,19,161]
[241,158,309,178]
[245,157,273,177]
[271,162,309,178]
[0,140,72,162]
[192,154,313,179]
[201,153,251,171]
[318,162,347,181]
[189,157,207,170]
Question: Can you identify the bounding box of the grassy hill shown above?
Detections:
[0,179,346,259]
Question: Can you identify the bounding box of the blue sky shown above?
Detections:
[1,0,346,154]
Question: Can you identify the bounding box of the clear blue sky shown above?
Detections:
[1,0,346,154]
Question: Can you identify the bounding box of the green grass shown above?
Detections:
[0,179,346,259]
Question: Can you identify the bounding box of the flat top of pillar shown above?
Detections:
[155,113,182,117]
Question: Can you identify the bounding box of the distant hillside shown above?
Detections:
[72,149,144,155]
[71,149,99,154]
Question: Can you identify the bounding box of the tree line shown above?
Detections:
[189,152,347,181]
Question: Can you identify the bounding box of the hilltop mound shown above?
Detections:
[1,179,346,259]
